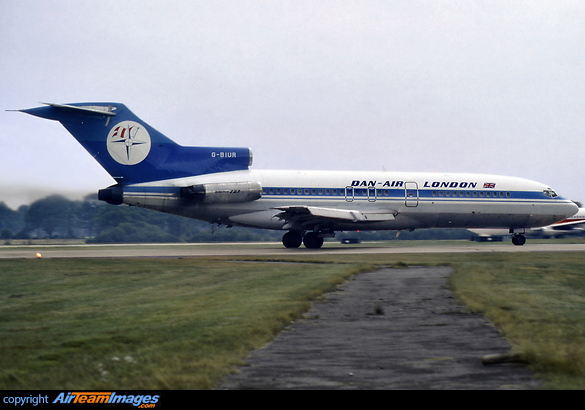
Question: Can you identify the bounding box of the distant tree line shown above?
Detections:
[0,194,282,243]
[0,194,473,243]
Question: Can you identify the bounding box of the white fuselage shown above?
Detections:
[120,170,577,233]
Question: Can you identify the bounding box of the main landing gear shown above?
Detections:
[282,230,325,249]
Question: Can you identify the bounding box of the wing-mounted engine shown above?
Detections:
[180,181,262,203]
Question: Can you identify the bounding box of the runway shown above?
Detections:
[0,241,584,259]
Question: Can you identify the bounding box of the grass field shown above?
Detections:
[1,245,585,389]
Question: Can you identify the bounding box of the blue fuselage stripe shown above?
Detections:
[259,187,558,203]
[123,185,562,204]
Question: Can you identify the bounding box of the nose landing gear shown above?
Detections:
[512,234,526,246]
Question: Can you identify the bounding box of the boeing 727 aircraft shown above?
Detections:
[18,102,578,248]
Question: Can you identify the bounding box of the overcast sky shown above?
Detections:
[1,1,584,209]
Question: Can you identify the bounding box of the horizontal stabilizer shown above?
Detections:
[15,102,117,120]
[40,103,117,116]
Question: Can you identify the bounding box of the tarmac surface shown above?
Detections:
[219,266,539,389]
[1,241,585,259]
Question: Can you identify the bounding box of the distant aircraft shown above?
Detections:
[538,206,585,236]
[17,102,578,248]
[471,206,585,240]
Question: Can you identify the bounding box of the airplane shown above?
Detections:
[471,205,585,240]
[537,206,585,236]
[16,102,578,248]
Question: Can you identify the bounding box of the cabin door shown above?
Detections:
[405,182,419,207]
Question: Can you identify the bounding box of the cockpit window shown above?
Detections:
[543,188,558,198]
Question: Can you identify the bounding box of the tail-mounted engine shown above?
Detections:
[98,185,124,205]
[180,181,262,203]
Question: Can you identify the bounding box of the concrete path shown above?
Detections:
[219,266,538,389]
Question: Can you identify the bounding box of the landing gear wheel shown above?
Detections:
[512,234,526,246]
[303,232,324,249]
[282,231,303,248]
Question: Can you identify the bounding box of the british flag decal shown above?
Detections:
[483,182,496,188]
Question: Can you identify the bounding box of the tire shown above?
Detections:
[282,231,303,248]
[303,232,324,249]
[512,234,526,246]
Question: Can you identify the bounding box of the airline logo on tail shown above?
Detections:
[107,121,151,165]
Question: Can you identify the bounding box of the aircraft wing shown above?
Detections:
[273,205,396,230]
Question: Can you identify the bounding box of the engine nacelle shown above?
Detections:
[180,181,262,203]
[98,184,124,205]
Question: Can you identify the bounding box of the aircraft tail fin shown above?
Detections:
[18,102,253,184]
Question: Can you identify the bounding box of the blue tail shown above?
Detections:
[20,103,253,184]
